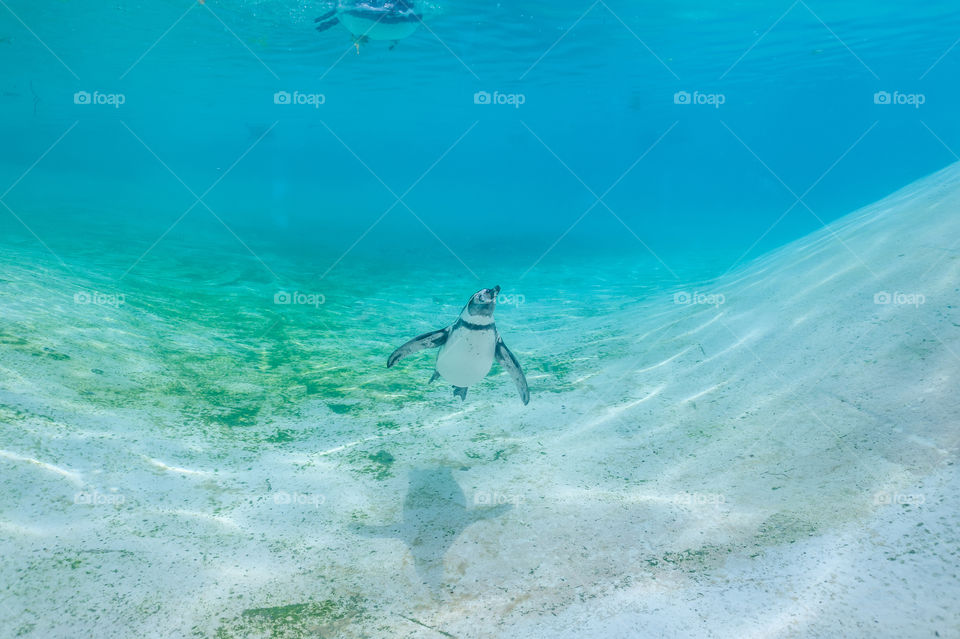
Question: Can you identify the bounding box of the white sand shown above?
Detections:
[1,163,959,638]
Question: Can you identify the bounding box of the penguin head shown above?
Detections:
[464,285,500,319]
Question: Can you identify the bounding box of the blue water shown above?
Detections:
[2,1,960,637]
[4,1,959,268]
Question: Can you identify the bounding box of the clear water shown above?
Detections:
[2,1,959,637]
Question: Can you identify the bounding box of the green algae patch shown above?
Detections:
[643,514,822,575]
[524,357,577,394]
[645,544,731,571]
[754,512,818,545]
[214,598,365,639]
[208,404,263,428]
[266,429,296,443]
[343,448,396,481]
[40,347,70,361]
[0,329,28,346]
[0,403,32,422]
[326,403,355,415]
[0,327,70,360]
[368,450,394,465]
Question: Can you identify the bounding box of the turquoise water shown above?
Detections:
[2,2,960,637]
[4,0,959,263]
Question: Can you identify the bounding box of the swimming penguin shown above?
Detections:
[387,286,530,405]
[315,0,422,49]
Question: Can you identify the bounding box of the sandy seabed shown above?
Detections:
[1,163,959,638]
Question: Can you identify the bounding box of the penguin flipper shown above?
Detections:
[495,336,530,405]
[429,371,440,383]
[315,18,339,33]
[453,386,468,401]
[315,9,337,23]
[387,328,448,368]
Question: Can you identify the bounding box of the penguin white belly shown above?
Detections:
[436,328,496,387]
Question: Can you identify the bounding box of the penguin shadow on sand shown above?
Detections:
[353,467,512,595]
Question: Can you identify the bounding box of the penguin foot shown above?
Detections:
[453,387,468,401]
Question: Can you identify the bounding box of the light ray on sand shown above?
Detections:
[571,371,601,384]
[560,385,667,438]
[681,381,729,404]
[0,520,47,536]
[633,346,692,374]
[695,330,762,367]
[310,409,474,458]
[0,449,83,485]
[142,456,212,476]
[673,312,725,339]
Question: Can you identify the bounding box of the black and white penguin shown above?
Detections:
[387,286,530,405]
[315,0,422,48]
